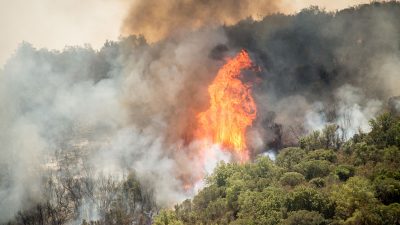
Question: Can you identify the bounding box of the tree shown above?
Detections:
[332,177,379,220]
[374,175,400,205]
[299,125,342,151]
[294,160,331,180]
[335,165,355,181]
[309,178,325,188]
[368,113,400,148]
[285,186,334,218]
[276,147,306,170]
[280,210,326,225]
[280,172,305,187]
[153,210,183,225]
[306,149,337,163]
[237,187,286,225]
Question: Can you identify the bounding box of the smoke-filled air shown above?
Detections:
[1,1,400,225]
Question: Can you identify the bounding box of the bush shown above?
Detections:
[280,210,326,225]
[353,142,381,165]
[383,146,400,164]
[309,178,325,188]
[286,186,335,218]
[374,176,400,205]
[237,188,286,225]
[280,172,306,187]
[153,210,184,225]
[276,147,306,170]
[335,165,355,181]
[299,125,341,151]
[332,177,378,219]
[306,149,337,162]
[295,160,332,180]
[368,113,400,148]
[377,203,400,224]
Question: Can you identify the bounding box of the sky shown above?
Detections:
[0,0,129,65]
[0,0,373,66]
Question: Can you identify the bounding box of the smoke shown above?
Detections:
[121,0,375,43]
[1,1,400,223]
[0,43,125,221]
[121,0,286,42]
[334,85,382,138]
[225,1,400,145]
[0,28,229,222]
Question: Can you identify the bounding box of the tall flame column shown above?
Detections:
[196,50,257,162]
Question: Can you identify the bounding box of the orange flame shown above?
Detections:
[196,50,257,162]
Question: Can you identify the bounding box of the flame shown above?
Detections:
[196,50,257,162]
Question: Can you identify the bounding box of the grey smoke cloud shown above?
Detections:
[0,28,228,222]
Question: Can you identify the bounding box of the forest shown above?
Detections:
[6,113,400,225]
[154,112,400,225]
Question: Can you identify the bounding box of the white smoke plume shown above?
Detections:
[0,28,229,222]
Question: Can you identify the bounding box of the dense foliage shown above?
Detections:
[154,113,400,225]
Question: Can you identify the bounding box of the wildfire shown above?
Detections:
[196,50,257,162]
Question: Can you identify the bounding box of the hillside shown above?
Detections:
[154,113,400,225]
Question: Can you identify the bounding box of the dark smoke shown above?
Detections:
[224,2,400,147]
[121,0,284,42]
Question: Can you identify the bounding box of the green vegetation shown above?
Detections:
[154,113,400,225]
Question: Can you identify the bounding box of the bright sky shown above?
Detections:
[0,0,129,66]
[0,0,373,66]
[287,0,373,12]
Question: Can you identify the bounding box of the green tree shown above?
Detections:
[280,172,305,187]
[237,187,286,225]
[368,113,400,148]
[153,210,184,225]
[299,125,341,151]
[280,210,326,225]
[285,186,334,218]
[276,147,306,170]
[335,165,355,181]
[374,175,400,205]
[294,160,331,180]
[309,177,325,188]
[332,177,379,220]
[306,149,337,162]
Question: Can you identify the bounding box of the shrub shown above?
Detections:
[374,176,400,205]
[309,178,325,188]
[153,210,184,225]
[276,147,306,170]
[335,165,355,181]
[306,149,337,162]
[280,172,306,187]
[286,186,335,218]
[280,210,326,225]
[295,160,332,180]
